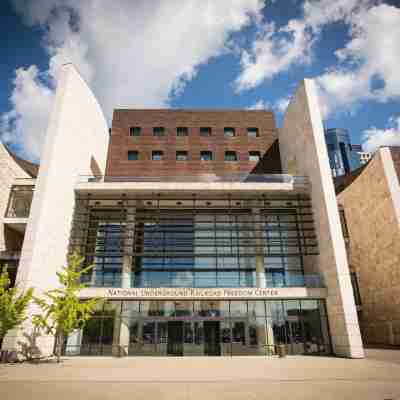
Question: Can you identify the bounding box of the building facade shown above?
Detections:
[335,147,400,346]
[1,64,364,358]
[324,128,360,176]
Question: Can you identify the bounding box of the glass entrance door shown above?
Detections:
[167,321,183,356]
[204,321,221,356]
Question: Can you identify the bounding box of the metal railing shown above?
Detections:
[77,174,309,185]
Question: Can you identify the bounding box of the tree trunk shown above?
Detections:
[55,330,64,363]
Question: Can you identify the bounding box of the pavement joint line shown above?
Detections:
[1,379,400,383]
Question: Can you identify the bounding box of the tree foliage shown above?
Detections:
[33,253,101,362]
[0,266,33,341]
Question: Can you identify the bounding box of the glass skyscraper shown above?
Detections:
[324,128,360,177]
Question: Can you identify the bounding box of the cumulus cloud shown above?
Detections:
[234,0,365,92]
[1,0,263,161]
[274,96,291,113]
[0,66,54,161]
[362,116,400,153]
[246,99,270,110]
[316,3,400,117]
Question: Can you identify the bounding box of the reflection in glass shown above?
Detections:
[66,299,331,357]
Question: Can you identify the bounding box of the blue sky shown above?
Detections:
[1,0,400,162]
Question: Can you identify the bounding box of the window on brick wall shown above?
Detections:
[247,127,259,138]
[176,151,188,161]
[200,151,213,161]
[153,127,165,137]
[177,127,188,137]
[224,151,238,161]
[128,150,139,160]
[224,127,235,138]
[129,127,141,136]
[249,151,261,162]
[200,127,212,136]
[152,151,164,160]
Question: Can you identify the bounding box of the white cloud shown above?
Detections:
[316,4,400,117]
[246,99,270,110]
[0,66,54,161]
[362,116,400,153]
[235,0,365,92]
[1,0,263,161]
[274,96,290,113]
[235,19,312,91]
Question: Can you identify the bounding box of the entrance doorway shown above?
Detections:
[167,321,183,356]
[204,321,221,356]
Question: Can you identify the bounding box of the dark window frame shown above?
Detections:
[249,151,261,162]
[224,127,236,138]
[224,151,238,162]
[129,127,141,137]
[153,127,165,137]
[176,127,189,137]
[200,151,213,161]
[247,127,259,138]
[152,150,164,161]
[127,150,139,161]
[176,151,188,161]
[200,127,212,137]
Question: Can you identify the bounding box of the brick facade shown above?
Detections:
[390,147,400,182]
[106,110,279,177]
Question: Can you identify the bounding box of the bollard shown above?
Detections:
[276,344,287,358]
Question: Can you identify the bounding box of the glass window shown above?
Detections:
[224,151,238,162]
[200,151,213,161]
[224,127,235,137]
[152,151,164,161]
[153,127,165,136]
[127,150,138,160]
[200,127,212,136]
[247,127,259,138]
[176,151,188,161]
[249,151,261,162]
[177,127,188,137]
[129,126,141,136]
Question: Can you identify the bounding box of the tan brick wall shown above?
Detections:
[338,150,400,345]
[0,143,31,253]
[107,110,278,177]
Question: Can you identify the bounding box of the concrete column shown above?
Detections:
[253,208,266,288]
[121,203,135,288]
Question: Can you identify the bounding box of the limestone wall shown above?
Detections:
[279,79,363,358]
[338,148,400,345]
[2,64,109,354]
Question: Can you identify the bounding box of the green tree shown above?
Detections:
[33,253,101,362]
[0,266,33,344]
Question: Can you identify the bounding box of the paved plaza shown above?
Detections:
[1,349,400,400]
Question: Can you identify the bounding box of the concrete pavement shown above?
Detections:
[1,349,400,399]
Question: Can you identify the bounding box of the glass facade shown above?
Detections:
[77,203,320,289]
[324,128,360,177]
[65,300,331,357]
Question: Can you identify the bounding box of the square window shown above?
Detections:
[200,151,213,161]
[177,127,188,137]
[224,127,235,137]
[247,127,259,138]
[153,127,165,136]
[127,150,139,160]
[249,151,261,162]
[129,126,141,136]
[225,151,238,162]
[200,127,212,137]
[152,151,163,161]
[176,151,188,161]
